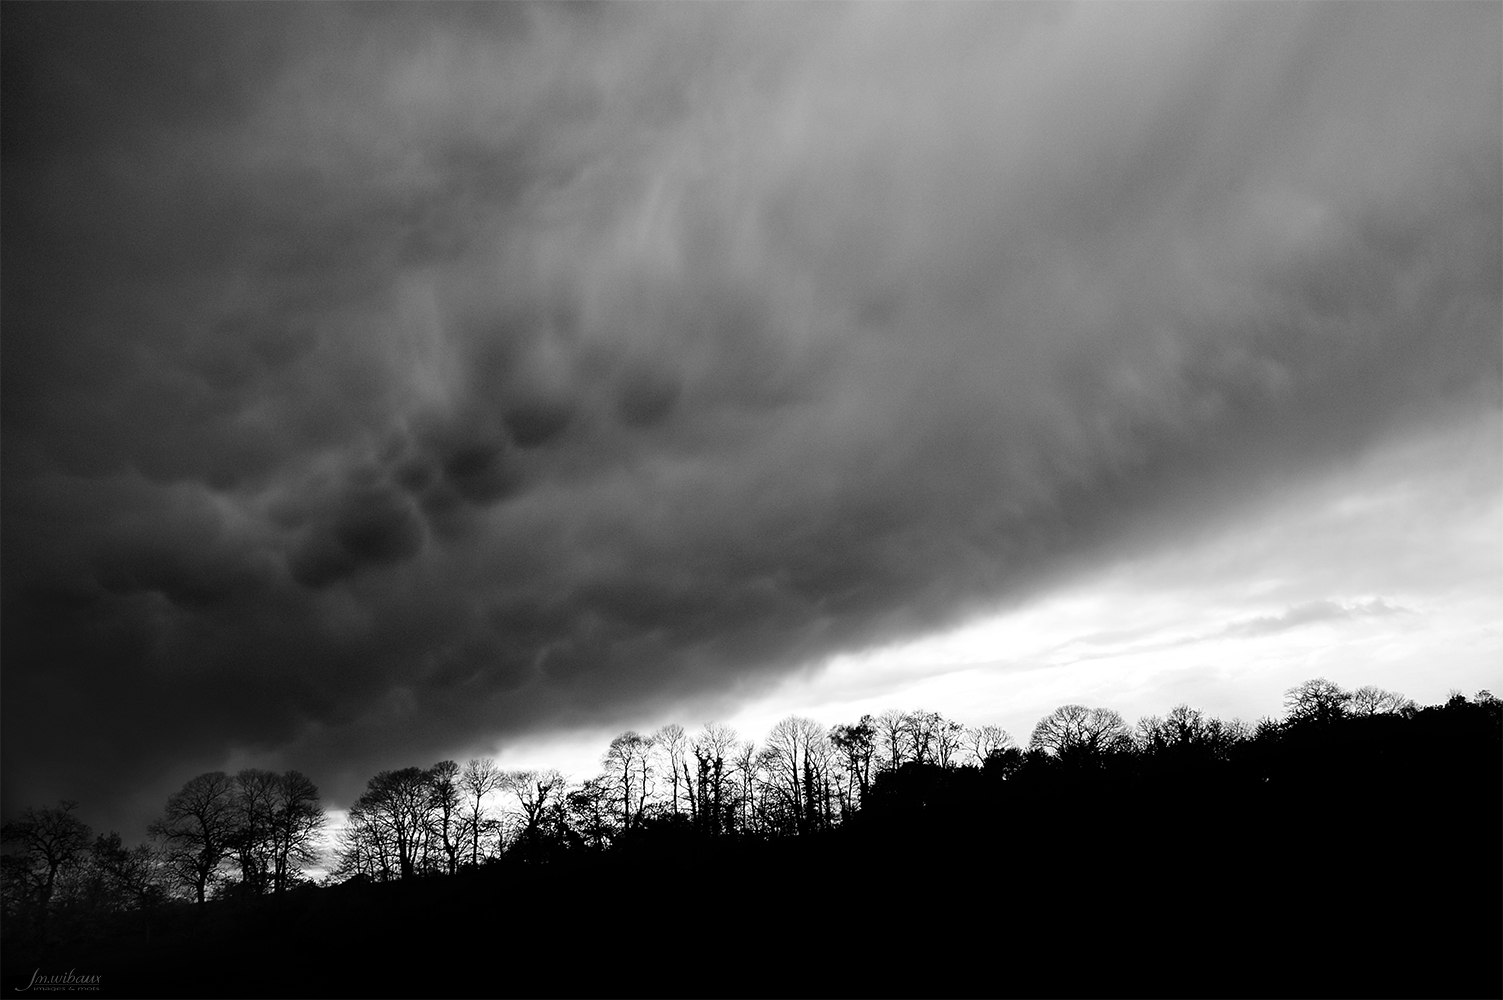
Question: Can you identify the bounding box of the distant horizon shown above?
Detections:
[46,669,1498,857]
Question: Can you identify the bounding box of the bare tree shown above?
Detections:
[149,772,237,904]
[603,732,654,834]
[505,769,564,855]
[1,801,94,928]
[215,771,323,891]
[1029,705,1135,761]
[333,796,396,883]
[904,710,942,766]
[460,758,504,867]
[566,777,615,850]
[733,740,759,835]
[1349,685,1415,717]
[229,769,279,896]
[1137,705,1206,753]
[429,761,463,876]
[655,724,690,818]
[829,716,876,814]
[89,832,166,910]
[1137,706,1249,766]
[348,768,433,879]
[1284,678,1353,724]
[931,714,968,769]
[268,771,323,893]
[964,724,1013,765]
[874,709,911,774]
[762,716,831,834]
[682,723,739,835]
[805,725,838,829]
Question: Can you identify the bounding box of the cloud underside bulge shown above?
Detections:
[2,4,1499,808]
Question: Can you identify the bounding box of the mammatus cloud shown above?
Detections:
[3,3,1498,829]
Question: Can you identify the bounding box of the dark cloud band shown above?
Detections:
[3,2,1498,831]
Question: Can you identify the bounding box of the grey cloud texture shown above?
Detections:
[1055,597,1414,664]
[3,3,1498,828]
[1222,599,1410,639]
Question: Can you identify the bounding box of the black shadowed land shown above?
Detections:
[2,683,1498,999]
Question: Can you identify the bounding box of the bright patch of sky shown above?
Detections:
[496,407,1500,780]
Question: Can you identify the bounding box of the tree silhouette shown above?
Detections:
[1284,678,1352,725]
[655,723,690,818]
[603,732,654,835]
[149,772,237,904]
[429,760,463,876]
[267,771,324,893]
[903,710,941,765]
[1348,685,1414,717]
[565,776,614,851]
[830,716,877,815]
[874,709,911,774]
[762,716,832,834]
[4,676,1499,1000]
[348,768,433,879]
[733,738,759,834]
[229,769,279,895]
[88,832,166,910]
[459,758,503,867]
[689,722,740,835]
[1028,705,1134,764]
[1,801,93,932]
[964,724,1013,766]
[931,714,968,769]
[505,769,564,857]
[1135,705,1250,774]
[333,797,392,882]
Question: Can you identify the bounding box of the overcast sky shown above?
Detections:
[3,2,1499,837]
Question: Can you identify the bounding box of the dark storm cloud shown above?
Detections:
[3,3,1498,829]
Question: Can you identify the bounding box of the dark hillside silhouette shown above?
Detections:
[3,685,1498,997]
